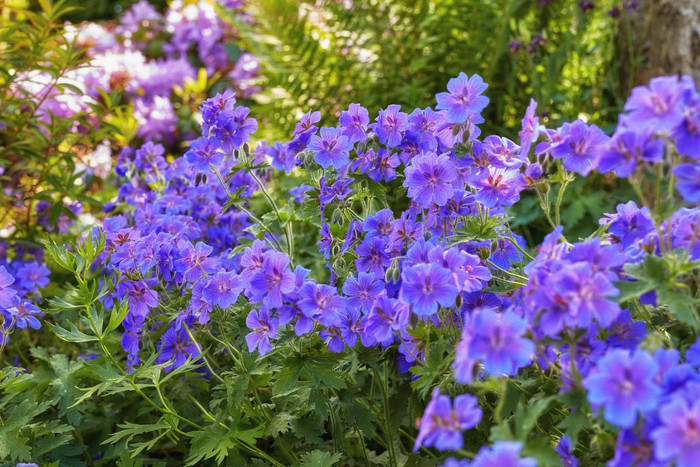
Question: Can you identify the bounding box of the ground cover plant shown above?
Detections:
[2,1,700,466]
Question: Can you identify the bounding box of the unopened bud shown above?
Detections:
[385,266,394,283]
[478,247,490,260]
[392,266,401,282]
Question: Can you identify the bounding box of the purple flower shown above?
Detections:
[368,148,400,182]
[204,270,243,309]
[490,238,522,270]
[351,148,375,173]
[556,435,578,467]
[403,152,458,208]
[413,388,482,452]
[266,141,295,173]
[185,137,223,173]
[519,99,542,157]
[215,106,257,152]
[318,223,332,259]
[318,326,345,353]
[363,208,394,238]
[674,163,700,203]
[200,91,236,134]
[435,72,489,124]
[550,120,609,176]
[248,251,296,308]
[117,280,159,319]
[121,315,143,367]
[14,262,50,291]
[624,75,692,132]
[239,240,266,280]
[0,266,17,308]
[651,396,700,466]
[365,296,409,345]
[480,135,525,169]
[355,237,391,276]
[177,241,217,282]
[339,103,369,143]
[400,263,458,315]
[472,168,524,208]
[342,272,384,314]
[3,297,42,330]
[290,185,312,203]
[453,329,477,384]
[320,308,366,352]
[597,129,664,178]
[373,104,409,148]
[673,91,700,158]
[245,308,279,356]
[398,130,433,165]
[298,283,344,327]
[467,308,534,376]
[156,326,200,372]
[309,127,353,169]
[606,201,655,248]
[387,212,424,251]
[407,107,442,148]
[470,442,537,467]
[582,348,660,428]
[536,262,621,335]
[293,109,321,137]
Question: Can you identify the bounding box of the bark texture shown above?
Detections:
[619,0,700,88]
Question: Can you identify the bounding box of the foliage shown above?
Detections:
[232,0,627,141]
[0,0,116,241]
[4,1,700,467]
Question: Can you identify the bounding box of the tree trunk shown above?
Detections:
[618,0,700,90]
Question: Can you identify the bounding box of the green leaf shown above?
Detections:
[557,409,593,445]
[50,321,97,343]
[264,412,294,437]
[105,298,129,334]
[521,436,562,467]
[514,396,554,440]
[186,424,264,466]
[102,419,172,457]
[410,340,451,398]
[299,450,343,467]
[657,287,699,328]
[0,399,52,461]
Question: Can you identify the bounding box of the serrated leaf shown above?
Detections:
[657,287,699,328]
[105,298,129,334]
[50,321,97,343]
[299,450,343,467]
[186,424,265,466]
[264,412,293,437]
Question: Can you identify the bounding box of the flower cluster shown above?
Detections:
[23,0,258,144]
[0,244,47,346]
[35,68,700,464]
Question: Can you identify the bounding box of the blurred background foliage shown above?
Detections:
[225,0,629,142]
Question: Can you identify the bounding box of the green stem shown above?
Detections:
[655,162,663,211]
[537,191,557,230]
[554,178,570,227]
[397,333,423,366]
[248,170,294,261]
[487,260,529,282]
[373,364,396,467]
[83,304,203,430]
[667,148,677,199]
[210,165,283,252]
[183,324,225,384]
